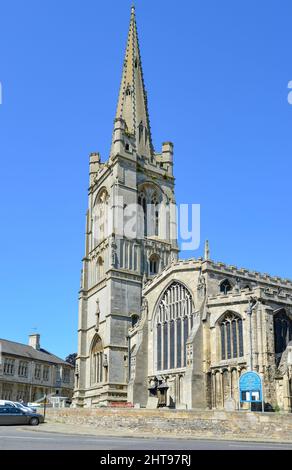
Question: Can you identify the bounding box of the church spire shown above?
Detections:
[114,5,153,158]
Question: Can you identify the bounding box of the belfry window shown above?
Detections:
[138,192,147,237]
[220,279,232,295]
[138,186,162,239]
[149,254,159,275]
[93,188,109,247]
[155,282,194,372]
[220,312,244,360]
[97,257,104,280]
[151,193,159,237]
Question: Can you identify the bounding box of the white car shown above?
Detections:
[0,400,37,413]
[14,402,37,414]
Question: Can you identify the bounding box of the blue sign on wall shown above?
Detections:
[239,371,263,403]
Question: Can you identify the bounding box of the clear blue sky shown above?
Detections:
[0,0,292,359]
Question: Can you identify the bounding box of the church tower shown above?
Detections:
[74,6,178,406]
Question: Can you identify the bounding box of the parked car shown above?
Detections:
[0,400,37,413]
[0,404,44,426]
[14,402,37,414]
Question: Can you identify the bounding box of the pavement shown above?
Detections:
[0,424,292,450]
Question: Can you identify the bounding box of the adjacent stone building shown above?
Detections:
[0,334,74,402]
[73,6,292,411]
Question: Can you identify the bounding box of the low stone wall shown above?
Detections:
[46,408,292,442]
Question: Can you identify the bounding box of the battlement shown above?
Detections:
[205,260,292,289]
[207,285,292,305]
[143,257,292,293]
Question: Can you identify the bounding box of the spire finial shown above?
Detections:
[112,0,154,159]
[204,240,210,260]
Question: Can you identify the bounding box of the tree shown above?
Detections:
[65,353,77,366]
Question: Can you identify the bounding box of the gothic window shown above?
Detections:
[138,186,162,238]
[149,254,159,275]
[126,86,131,96]
[220,312,244,360]
[177,318,182,368]
[93,188,109,246]
[274,310,292,357]
[97,257,104,280]
[220,279,232,295]
[157,324,162,371]
[138,192,147,237]
[90,335,103,385]
[155,282,194,372]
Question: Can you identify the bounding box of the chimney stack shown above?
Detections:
[29,334,40,350]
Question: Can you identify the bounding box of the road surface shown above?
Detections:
[0,426,291,450]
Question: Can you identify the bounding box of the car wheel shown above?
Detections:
[29,417,39,426]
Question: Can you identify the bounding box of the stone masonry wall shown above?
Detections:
[46,408,292,442]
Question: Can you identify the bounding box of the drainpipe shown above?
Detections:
[127,335,131,382]
[246,297,258,371]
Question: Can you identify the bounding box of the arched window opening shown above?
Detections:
[97,257,104,280]
[274,310,292,364]
[155,283,194,372]
[149,254,159,276]
[138,192,147,237]
[220,279,232,295]
[90,335,103,385]
[138,185,163,239]
[150,193,159,237]
[220,312,244,360]
[93,189,109,247]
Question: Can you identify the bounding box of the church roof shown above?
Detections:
[114,6,153,158]
[0,338,71,366]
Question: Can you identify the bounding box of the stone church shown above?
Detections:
[73,6,292,412]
